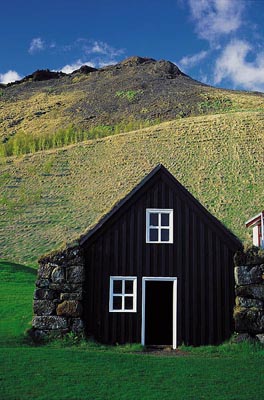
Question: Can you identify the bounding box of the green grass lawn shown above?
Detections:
[1,260,263,400]
[1,345,263,400]
[0,260,36,345]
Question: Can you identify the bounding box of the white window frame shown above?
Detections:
[109,276,137,312]
[262,212,264,248]
[146,208,173,243]
[253,225,260,247]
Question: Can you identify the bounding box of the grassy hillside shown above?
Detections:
[1,109,263,266]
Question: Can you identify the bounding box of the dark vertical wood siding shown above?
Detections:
[82,169,239,346]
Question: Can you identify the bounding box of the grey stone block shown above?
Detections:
[38,263,57,279]
[34,288,59,300]
[33,300,56,316]
[235,265,264,286]
[35,279,50,288]
[235,285,264,300]
[51,266,65,284]
[50,283,82,292]
[60,292,83,301]
[235,296,264,309]
[32,316,68,330]
[66,265,85,284]
[234,308,264,333]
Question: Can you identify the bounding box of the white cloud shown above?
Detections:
[90,41,109,54]
[178,50,209,70]
[29,37,45,54]
[59,56,121,73]
[0,70,22,84]
[58,38,124,59]
[89,41,124,58]
[214,40,264,91]
[96,59,118,68]
[27,37,125,71]
[59,59,96,74]
[188,0,245,42]
[199,74,209,85]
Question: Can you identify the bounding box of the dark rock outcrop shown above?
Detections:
[30,69,65,81]
[71,65,97,74]
[119,56,156,67]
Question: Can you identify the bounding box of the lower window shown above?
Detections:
[109,277,137,312]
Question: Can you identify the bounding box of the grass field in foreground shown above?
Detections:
[1,345,263,400]
[1,260,264,400]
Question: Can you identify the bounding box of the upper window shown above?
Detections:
[109,277,137,312]
[146,209,173,243]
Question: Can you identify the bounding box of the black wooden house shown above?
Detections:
[79,164,241,347]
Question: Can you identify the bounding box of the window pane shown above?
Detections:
[125,296,133,310]
[113,296,122,310]
[161,213,169,226]
[149,213,158,226]
[113,280,122,294]
[161,229,170,241]
[125,280,133,294]
[149,228,158,241]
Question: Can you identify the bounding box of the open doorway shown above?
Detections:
[141,277,177,349]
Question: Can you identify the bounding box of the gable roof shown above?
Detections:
[79,164,241,248]
[245,211,264,228]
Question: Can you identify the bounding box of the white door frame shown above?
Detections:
[141,277,177,349]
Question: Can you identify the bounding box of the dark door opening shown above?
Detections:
[145,281,173,345]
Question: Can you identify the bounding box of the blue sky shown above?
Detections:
[1,0,264,91]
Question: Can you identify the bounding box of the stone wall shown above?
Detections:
[30,244,85,341]
[233,247,264,343]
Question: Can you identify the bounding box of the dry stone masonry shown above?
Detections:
[233,247,264,344]
[30,244,85,341]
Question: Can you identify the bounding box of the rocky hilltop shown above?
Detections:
[1,55,263,146]
[0,56,216,143]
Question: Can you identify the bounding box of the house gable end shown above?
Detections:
[80,164,241,250]
[82,164,240,346]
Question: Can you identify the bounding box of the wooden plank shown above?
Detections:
[184,204,190,345]
[199,221,206,345]
[215,238,222,343]
[192,211,199,346]
[175,194,182,343]
[207,228,214,344]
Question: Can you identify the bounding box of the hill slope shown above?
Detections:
[1,56,263,150]
[1,110,263,266]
